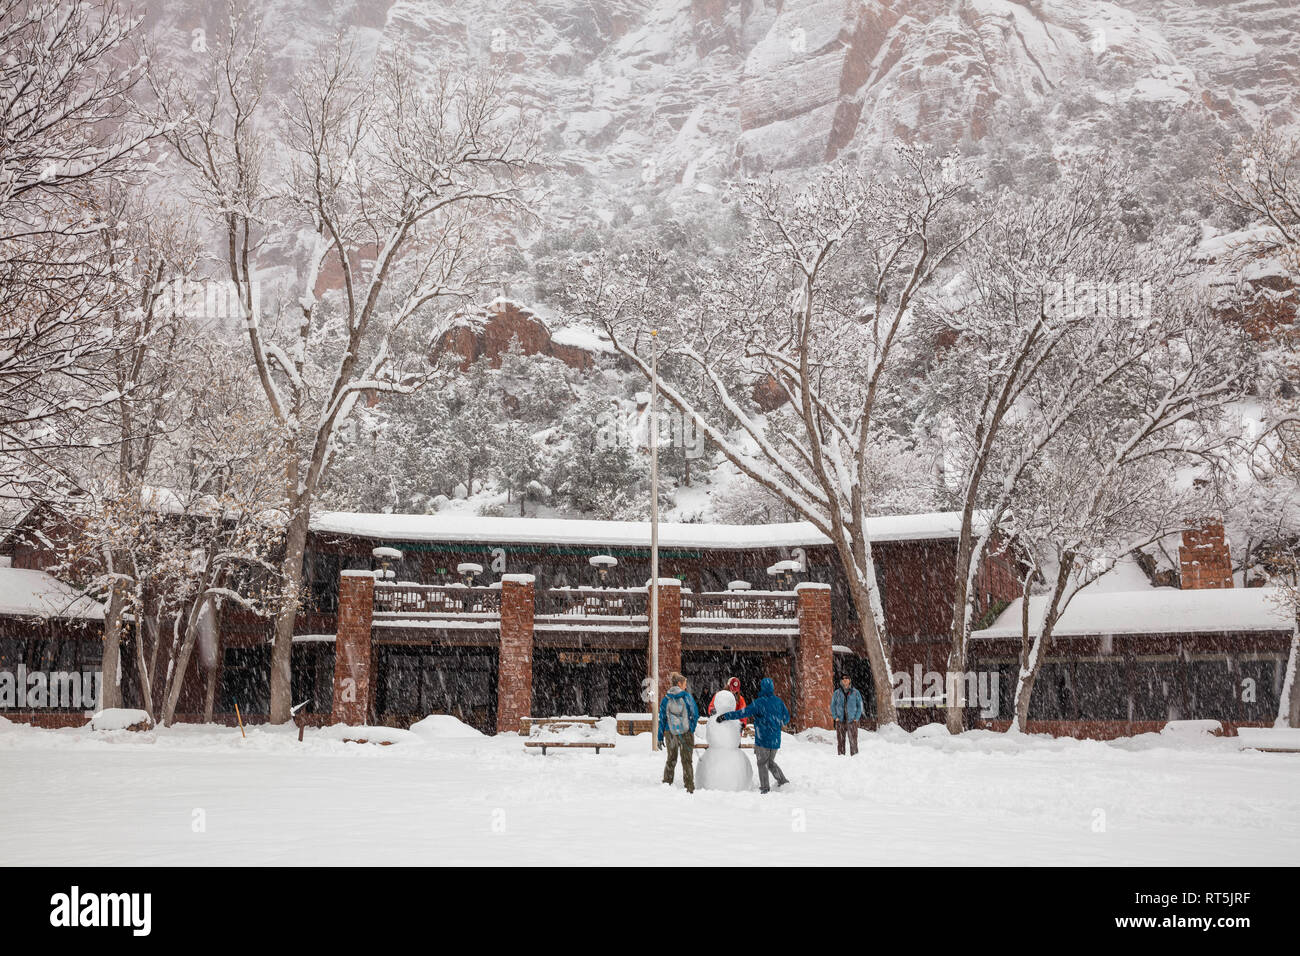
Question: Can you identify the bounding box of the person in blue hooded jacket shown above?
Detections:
[718,676,790,793]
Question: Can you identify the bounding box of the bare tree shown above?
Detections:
[568,151,979,725]
[147,7,536,721]
[1000,314,1249,732]
[1216,125,1300,728]
[924,166,1249,732]
[0,0,156,508]
[64,318,287,725]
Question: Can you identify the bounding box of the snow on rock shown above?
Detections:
[408,715,485,740]
[90,709,153,732]
[911,722,951,739]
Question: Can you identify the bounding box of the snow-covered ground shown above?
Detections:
[1,718,1296,866]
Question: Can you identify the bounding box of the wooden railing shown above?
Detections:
[681,590,797,622]
[373,582,502,616]
[368,582,797,624]
[541,587,648,618]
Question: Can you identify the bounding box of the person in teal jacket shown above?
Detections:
[658,672,700,793]
[831,674,865,756]
[718,677,790,792]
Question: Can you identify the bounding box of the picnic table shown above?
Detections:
[1236,727,1300,753]
[523,716,615,755]
[524,740,616,755]
[519,716,599,736]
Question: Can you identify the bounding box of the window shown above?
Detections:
[1027,661,1074,720]
[1072,660,1127,720]
[220,646,270,714]
[1185,656,1239,721]
[1237,657,1284,723]
[291,644,336,714]
[0,633,103,711]
[1130,658,1181,721]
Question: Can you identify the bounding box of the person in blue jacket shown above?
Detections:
[658,671,700,793]
[831,673,865,756]
[718,676,789,792]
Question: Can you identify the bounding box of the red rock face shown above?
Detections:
[432,300,596,372]
[752,374,788,411]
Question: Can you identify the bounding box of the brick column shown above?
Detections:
[331,570,375,725]
[497,574,535,735]
[795,583,834,732]
[648,578,682,705]
[1179,519,1233,589]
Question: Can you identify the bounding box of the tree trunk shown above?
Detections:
[1013,657,1041,733]
[203,650,219,723]
[269,505,311,724]
[99,586,125,710]
[1278,623,1300,729]
[1012,560,1072,733]
[839,552,896,726]
[161,597,214,726]
[945,515,980,734]
[133,616,154,721]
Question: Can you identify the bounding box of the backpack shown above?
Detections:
[665,694,691,735]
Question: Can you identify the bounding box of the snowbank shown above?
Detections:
[314,724,417,746]
[90,709,152,732]
[2,719,1295,865]
[408,715,484,740]
[1161,719,1222,737]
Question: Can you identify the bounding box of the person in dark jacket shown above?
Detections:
[658,672,700,793]
[831,674,865,756]
[718,676,789,792]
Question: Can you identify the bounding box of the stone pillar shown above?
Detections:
[795,583,834,732]
[648,578,682,706]
[497,574,535,735]
[331,570,375,725]
[1179,519,1233,589]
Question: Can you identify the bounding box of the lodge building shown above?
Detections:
[0,510,1293,738]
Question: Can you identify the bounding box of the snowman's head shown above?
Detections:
[713,689,737,716]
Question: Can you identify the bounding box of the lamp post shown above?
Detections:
[373,546,401,582]
[589,554,618,586]
[649,328,660,751]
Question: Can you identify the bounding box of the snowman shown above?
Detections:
[696,689,754,791]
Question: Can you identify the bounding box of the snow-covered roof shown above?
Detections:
[0,567,104,621]
[309,510,971,550]
[971,587,1293,640]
